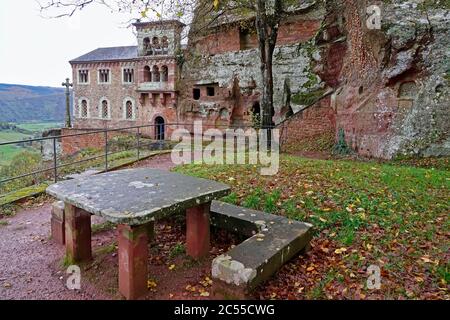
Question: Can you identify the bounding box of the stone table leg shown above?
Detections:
[118,224,149,300]
[64,203,92,262]
[186,202,211,259]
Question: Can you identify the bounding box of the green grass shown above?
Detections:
[0,145,26,166]
[174,155,450,299]
[169,243,186,258]
[15,122,62,132]
[95,242,117,255]
[92,221,116,234]
[0,131,34,167]
[0,183,49,207]
[0,131,31,142]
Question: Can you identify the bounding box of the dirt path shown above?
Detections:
[0,203,111,300]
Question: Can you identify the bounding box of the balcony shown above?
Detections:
[137,81,174,92]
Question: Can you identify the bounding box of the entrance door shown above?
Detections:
[155,116,165,140]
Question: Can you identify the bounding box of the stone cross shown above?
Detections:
[62,78,73,128]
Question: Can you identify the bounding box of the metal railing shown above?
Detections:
[0,122,260,192]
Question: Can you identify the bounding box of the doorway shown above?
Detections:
[155,116,165,140]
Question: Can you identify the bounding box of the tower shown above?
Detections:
[134,20,185,57]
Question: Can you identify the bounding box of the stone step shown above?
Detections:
[210,201,313,299]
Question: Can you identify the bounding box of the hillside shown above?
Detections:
[0,83,72,123]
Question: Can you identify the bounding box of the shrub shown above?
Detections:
[0,150,43,193]
[333,128,352,156]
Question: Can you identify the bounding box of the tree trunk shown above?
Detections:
[255,0,281,148]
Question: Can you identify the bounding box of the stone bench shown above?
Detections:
[210,200,313,299]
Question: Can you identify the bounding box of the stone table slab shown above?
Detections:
[46,168,230,225]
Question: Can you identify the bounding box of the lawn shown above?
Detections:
[0,131,31,142]
[0,131,33,167]
[174,155,449,299]
[15,121,62,132]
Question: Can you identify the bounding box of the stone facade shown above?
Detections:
[70,20,183,141]
[67,1,449,159]
[179,6,325,129]
[279,96,336,153]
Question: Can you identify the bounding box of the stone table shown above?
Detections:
[46,168,230,299]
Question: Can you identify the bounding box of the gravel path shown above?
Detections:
[0,153,215,300]
[0,203,111,300]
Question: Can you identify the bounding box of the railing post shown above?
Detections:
[104,130,108,172]
[137,127,140,161]
[53,137,58,183]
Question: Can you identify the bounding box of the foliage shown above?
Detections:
[333,128,352,156]
[109,134,137,152]
[92,221,116,234]
[249,109,261,129]
[416,0,450,11]
[169,243,186,258]
[291,88,326,106]
[175,155,449,299]
[0,151,43,193]
[0,183,48,207]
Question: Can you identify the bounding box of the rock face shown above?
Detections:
[182,0,449,159]
[333,0,450,158]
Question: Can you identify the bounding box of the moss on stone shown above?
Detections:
[0,183,48,207]
[291,88,326,106]
[417,0,450,11]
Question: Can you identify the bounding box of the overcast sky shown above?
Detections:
[0,0,138,87]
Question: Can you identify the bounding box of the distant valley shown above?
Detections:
[0,83,72,123]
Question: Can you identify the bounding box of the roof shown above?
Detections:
[70,46,138,63]
[132,19,186,28]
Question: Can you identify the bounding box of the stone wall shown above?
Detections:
[279,96,336,153]
[180,6,326,130]
[61,128,134,155]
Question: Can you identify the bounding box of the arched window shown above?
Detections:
[143,37,152,55]
[161,65,168,82]
[161,36,169,54]
[100,99,109,119]
[143,66,152,82]
[125,100,134,120]
[152,65,160,82]
[81,99,88,118]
